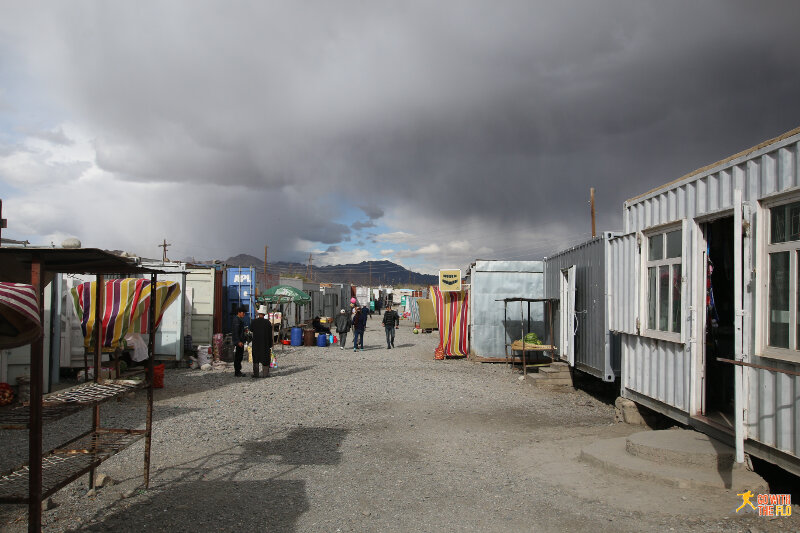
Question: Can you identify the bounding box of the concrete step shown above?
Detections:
[580,434,767,491]
[538,366,571,376]
[524,374,573,387]
[626,429,739,470]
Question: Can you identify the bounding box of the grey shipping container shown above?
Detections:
[544,232,621,382]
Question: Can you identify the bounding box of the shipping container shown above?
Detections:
[225,267,256,332]
[611,125,800,476]
[467,261,544,358]
[544,233,621,382]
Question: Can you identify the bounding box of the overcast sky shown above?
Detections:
[1,1,799,275]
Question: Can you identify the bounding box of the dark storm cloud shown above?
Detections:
[299,223,350,245]
[3,1,800,261]
[352,220,376,231]
[358,205,384,220]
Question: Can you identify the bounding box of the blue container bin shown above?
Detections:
[290,327,303,346]
[316,333,328,347]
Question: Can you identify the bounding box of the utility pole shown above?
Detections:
[590,188,596,238]
[264,245,268,288]
[158,239,172,262]
[307,253,313,280]
[369,262,372,286]
[0,199,6,247]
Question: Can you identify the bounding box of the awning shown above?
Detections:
[258,285,311,304]
[71,278,181,351]
[0,282,42,349]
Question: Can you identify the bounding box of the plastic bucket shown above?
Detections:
[153,364,165,388]
[316,333,327,347]
[290,327,303,346]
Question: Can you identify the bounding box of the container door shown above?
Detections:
[733,189,745,463]
[559,266,576,365]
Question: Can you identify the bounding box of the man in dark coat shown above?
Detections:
[232,306,247,377]
[333,308,351,350]
[250,305,273,378]
[382,303,400,349]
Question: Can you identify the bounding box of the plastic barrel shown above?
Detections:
[290,327,302,346]
[153,364,165,388]
[316,333,327,347]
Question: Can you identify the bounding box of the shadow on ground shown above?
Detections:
[78,480,309,533]
[243,427,348,465]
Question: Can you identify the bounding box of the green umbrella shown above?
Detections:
[258,285,311,304]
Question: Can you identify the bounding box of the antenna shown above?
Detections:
[158,239,172,262]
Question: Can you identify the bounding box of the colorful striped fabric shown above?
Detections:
[71,278,181,351]
[0,282,42,349]
[430,286,469,358]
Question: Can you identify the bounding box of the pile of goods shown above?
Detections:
[0,383,13,406]
[517,332,542,345]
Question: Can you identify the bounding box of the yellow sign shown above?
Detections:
[439,269,461,292]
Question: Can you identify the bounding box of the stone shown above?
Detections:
[95,473,116,487]
[122,488,137,499]
[42,497,58,511]
[86,488,96,497]
[615,397,645,425]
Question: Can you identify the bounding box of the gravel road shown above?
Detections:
[2,320,798,532]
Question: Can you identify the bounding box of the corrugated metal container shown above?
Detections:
[615,126,800,474]
[186,266,216,346]
[468,261,544,358]
[140,261,189,360]
[225,267,256,332]
[544,233,621,382]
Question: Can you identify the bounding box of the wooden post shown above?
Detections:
[28,258,43,533]
[590,188,596,238]
[144,273,156,487]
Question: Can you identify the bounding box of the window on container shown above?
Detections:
[645,228,682,335]
[766,201,800,354]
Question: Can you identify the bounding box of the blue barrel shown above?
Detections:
[316,333,327,347]
[290,327,302,346]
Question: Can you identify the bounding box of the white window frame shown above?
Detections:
[759,192,800,363]
[641,223,683,343]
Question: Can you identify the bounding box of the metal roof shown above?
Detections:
[0,248,163,282]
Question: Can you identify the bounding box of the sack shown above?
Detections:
[270,351,277,369]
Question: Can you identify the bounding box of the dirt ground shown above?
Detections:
[1,319,798,532]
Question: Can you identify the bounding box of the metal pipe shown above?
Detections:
[28,258,43,533]
[89,274,104,490]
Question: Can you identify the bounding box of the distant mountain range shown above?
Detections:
[222,254,438,287]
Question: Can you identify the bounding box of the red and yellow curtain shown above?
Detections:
[71,278,180,351]
[430,286,469,358]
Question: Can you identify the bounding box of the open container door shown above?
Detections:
[559,266,576,365]
[733,189,745,463]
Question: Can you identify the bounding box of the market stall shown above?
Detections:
[0,248,171,533]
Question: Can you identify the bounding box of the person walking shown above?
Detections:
[250,305,273,378]
[232,305,247,377]
[359,305,370,348]
[382,303,400,349]
[352,306,367,352]
[334,309,351,350]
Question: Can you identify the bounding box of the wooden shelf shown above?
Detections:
[0,380,146,430]
[0,428,145,503]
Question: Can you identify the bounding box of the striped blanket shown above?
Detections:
[71,278,181,351]
[430,286,469,358]
[0,282,42,349]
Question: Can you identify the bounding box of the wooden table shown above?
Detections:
[508,342,557,376]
